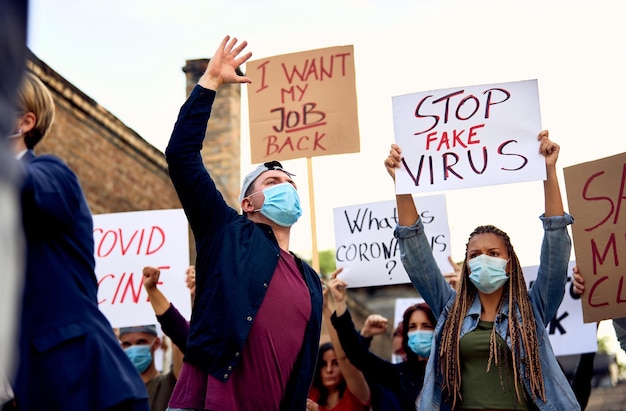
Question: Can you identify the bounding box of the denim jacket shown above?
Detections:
[395,213,580,411]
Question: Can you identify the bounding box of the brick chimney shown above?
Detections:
[182,59,242,209]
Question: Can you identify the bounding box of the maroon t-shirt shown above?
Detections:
[169,249,311,410]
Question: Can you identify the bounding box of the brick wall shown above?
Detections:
[26,50,195,261]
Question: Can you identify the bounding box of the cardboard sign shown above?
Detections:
[333,195,451,288]
[93,209,191,328]
[564,152,626,323]
[392,79,545,194]
[394,261,597,358]
[246,45,360,162]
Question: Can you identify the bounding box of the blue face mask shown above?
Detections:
[407,330,434,358]
[468,254,509,294]
[252,183,302,227]
[124,345,153,373]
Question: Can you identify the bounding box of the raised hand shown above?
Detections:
[142,266,161,291]
[199,35,253,91]
[360,314,388,338]
[538,130,559,168]
[384,143,403,181]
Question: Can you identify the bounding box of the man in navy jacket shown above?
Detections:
[165,36,323,411]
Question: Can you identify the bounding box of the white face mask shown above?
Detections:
[468,254,509,294]
[248,183,302,227]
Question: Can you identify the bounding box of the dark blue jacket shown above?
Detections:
[332,310,425,411]
[16,151,148,411]
[165,85,323,411]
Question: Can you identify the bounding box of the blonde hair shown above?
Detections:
[439,225,545,408]
[17,71,55,149]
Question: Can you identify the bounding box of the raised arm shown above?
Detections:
[197,35,252,91]
[143,266,189,354]
[530,130,573,323]
[324,270,370,405]
[330,277,396,382]
[539,130,564,217]
[143,266,170,316]
[384,144,419,226]
[142,266,187,378]
[385,143,454,316]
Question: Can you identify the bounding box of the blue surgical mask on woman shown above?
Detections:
[124,345,153,373]
[407,330,434,357]
[468,254,509,294]
[251,182,302,227]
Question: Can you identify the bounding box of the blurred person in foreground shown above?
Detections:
[9,71,148,411]
[0,0,28,408]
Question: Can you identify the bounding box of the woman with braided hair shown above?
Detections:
[384,130,580,411]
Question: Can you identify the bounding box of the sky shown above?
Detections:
[27,0,626,267]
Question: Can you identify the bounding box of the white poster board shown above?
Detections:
[333,195,451,288]
[393,260,597,357]
[392,79,545,194]
[523,261,598,356]
[93,209,191,328]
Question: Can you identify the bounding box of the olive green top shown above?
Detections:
[458,320,529,410]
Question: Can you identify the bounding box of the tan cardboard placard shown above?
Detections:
[246,45,360,162]
[564,152,626,323]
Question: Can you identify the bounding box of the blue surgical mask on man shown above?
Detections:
[407,330,434,358]
[124,345,153,373]
[468,254,509,294]
[251,182,302,227]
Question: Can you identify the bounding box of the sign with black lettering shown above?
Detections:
[93,209,191,327]
[333,195,451,288]
[246,45,360,162]
[524,261,597,355]
[392,79,545,194]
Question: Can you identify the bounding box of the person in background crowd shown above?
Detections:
[385,130,581,410]
[330,283,436,410]
[307,269,370,411]
[118,264,194,411]
[9,71,148,410]
[119,324,182,411]
[164,35,323,411]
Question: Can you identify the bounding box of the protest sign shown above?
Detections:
[524,261,597,356]
[392,79,545,194]
[93,209,191,328]
[394,260,597,358]
[246,45,360,162]
[333,195,451,288]
[564,152,626,323]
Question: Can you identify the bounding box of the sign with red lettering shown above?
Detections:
[246,45,360,162]
[392,79,545,194]
[564,152,626,323]
[333,195,451,288]
[93,209,191,328]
